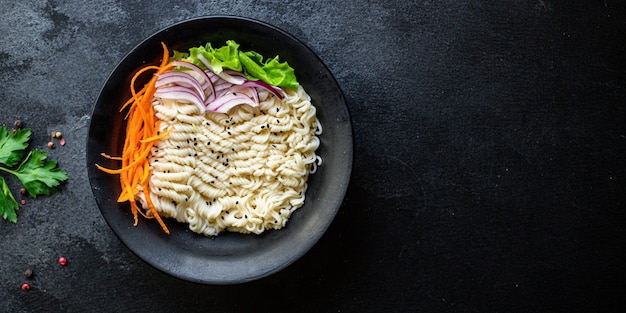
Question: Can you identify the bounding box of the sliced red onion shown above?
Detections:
[203,80,233,104]
[216,70,246,85]
[156,71,205,101]
[231,85,259,105]
[155,86,205,112]
[223,69,247,79]
[196,53,247,85]
[214,80,233,92]
[241,80,285,99]
[206,71,220,83]
[172,60,215,101]
[206,92,257,113]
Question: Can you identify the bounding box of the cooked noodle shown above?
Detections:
[137,86,321,236]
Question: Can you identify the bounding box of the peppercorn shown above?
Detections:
[55,131,62,138]
[19,187,26,196]
[24,269,33,278]
[21,283,30,291]
[20,199,26,205]
[14,120,23,128]
[59,257,67,266]
[47,142,55,149]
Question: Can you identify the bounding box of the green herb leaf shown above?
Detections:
[13,149,68,198]
[0,177,19,223]
[0,125,31,168]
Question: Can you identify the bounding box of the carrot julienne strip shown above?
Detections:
[96,42,172,234]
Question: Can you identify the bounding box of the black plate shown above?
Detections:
[86,16,352,284]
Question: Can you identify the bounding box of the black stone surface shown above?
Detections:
[1,1,625,312]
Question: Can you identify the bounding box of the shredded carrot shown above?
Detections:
[100,153,122,161]
[96,42,173,234]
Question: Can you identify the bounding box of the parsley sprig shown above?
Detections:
[0,125,68,223]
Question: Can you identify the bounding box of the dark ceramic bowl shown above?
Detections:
[86,16,352,284]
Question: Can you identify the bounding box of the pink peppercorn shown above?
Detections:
[21,283,30,291]
[20,199,26,205]
[59,257,67,266]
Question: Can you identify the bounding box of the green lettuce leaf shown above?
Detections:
[188,40,242,74]
[239,51,299,89]
[173,40,299,88]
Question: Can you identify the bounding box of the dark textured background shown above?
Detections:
[1,1,625,312]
